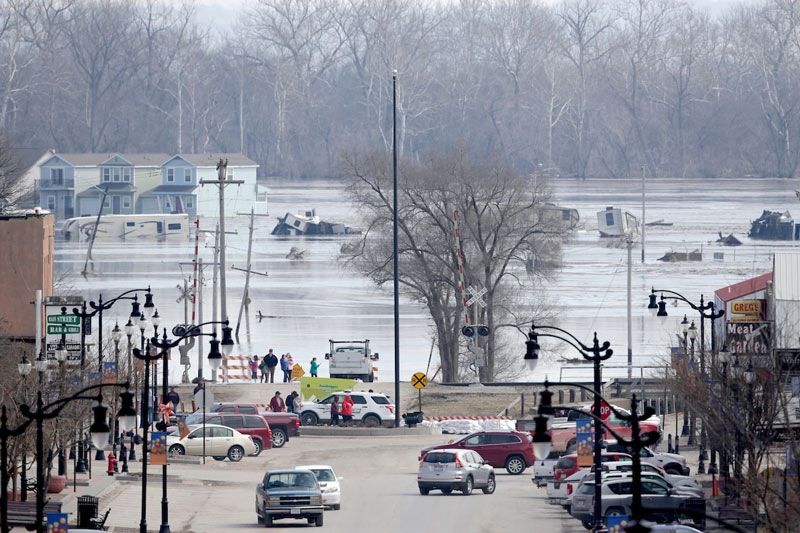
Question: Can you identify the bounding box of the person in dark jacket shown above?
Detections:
[265,349,278,383]
[269,391,285,412]
[286,391,297,414]
[328,396,340,426]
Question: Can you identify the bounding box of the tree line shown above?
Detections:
[2,0,800,179]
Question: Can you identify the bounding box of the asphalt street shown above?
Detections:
[97,434,586,532]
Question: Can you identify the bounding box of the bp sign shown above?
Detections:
[44,298,84,365]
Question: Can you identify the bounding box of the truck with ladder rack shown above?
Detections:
[324,339,378,382]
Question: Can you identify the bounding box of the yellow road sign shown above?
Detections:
[291,364,305,380]
[411,372,428,389]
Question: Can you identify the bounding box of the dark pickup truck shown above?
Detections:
[256,469,324,527]
[212,402,300,448]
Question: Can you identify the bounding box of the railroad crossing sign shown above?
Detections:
[466,286,487,307]
[411,372,428,389]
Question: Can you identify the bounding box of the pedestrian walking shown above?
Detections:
[329,395,340,426]
[165,387,180,407]
[286,353,295,380]
[286,391,297,414]
[258,356,268,383]
[269,391,286,412]
[265,349,278,383]
[280,354,290,383]
[310,357,320,378]
[341,394,353,426]
[249,356,259,381]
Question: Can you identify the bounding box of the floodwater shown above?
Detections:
[54,178,800,383]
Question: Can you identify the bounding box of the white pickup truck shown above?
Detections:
[530,452,559,487]
[545,471,585,512]
[324,339,378,382]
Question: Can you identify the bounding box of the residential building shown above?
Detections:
[0,210,54,339]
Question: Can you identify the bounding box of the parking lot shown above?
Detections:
[96,433,586,532]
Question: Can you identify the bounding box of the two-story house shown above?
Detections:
[75,154,167,217]
[37,153,77,219]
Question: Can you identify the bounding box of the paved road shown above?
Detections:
[99,434,586,532]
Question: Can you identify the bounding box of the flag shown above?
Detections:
[88,372,101,385]
[151,432,167,465]
[576,419,594,467]
[178,421,190,439]
[606,514,628,533]
[103,361,117,384]
[47,512,68,532]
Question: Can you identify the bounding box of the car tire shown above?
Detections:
[301,412,319,426]
[271,428,288,448]
[441,488,453,494]
[482,474,496,494]
[228,445,245,462]
[664,464,683,475]
[212,456,225,461]
[332,504,341,510]
[581,520,593,530]
[251,438,263,456]
[462,476,473,495]
[315,514,323,527]
[264,514,272,527]
[363,415,380,428]
[504,455,525,475]
[566,439,577,454]
[418,486,429,495]
[168,444,185,456]
[606,507,626,518]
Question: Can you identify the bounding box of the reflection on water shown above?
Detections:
[54,178,800,383]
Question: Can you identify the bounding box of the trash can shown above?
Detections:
[77,495,99,527]
[403,411,424,427]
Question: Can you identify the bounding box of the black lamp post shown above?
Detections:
[527,323,612,532]
[133,320,232,533]
[125,317,137,462]
[2,381,135,533]
[533,380,658,533]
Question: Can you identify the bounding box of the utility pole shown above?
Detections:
[234,208,267,340]
[212,224,219,336]
[197,258,204,380]
[200,159,244,327]
[627,237,633,378]
[641,166,646,263]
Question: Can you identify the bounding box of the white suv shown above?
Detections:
[299,391,394,427]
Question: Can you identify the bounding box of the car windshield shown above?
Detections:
[424,452,456,463]
[310,469,336,481]
[184,412,205,425]
[556,457,575,469]
[372,396,391,405]
[267,473,318,489]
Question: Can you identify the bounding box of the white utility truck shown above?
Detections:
[325,339,378,382]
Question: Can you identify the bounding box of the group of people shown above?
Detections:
[248,351,321,383]
[327,394,354,426]
[268,390,303,413]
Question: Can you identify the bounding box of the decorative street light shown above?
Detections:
[524,329,540,372]
[526,323,612,532]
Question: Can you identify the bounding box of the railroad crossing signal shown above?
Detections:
[411,372,428,389]
[461,325,491,338]
[466,286,487,307]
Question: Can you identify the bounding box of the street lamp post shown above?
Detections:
[133,320,232,533]
[125,317,137,462]
[526,323,612,531]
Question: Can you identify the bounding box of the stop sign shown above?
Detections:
[599,401,611,421]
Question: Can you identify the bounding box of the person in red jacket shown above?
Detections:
[341,395,354,426]
[269,391,285,412]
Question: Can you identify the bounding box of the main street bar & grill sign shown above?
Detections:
[726,321,772,355]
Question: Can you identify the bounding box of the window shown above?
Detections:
[126,222,135,227]
[103,198,110,208]
[223,415,244,428]
[320,395,335,404]
[218,406,235,413]
[642,481,668,495]
[605,212,615,226]
[50,168,64,185]
[293,220,301,227]
[463,435,484,446]
[113,168,121,182]
[310,469,335,482]
[608,482,632,495]
[185,196,194,209]
[372,396,390,405]
[47,196,55,210]
[424,452,457,464]
[244,416,265,428]
[226,168,234,180]
[351,395,367,405]
[556,457,576,469]
[123,168,132,182]
[562,210,571,220]
[102,168,110,182]
[123,197,131,209]
[184,168,191,182]
[167,168,174,182]
[212,427,233,438]
[206,416,222,424]
[267,472,317,489]
[168,223,182,230]
[239,406,257,414]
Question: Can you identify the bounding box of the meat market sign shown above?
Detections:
[726,321,772,355]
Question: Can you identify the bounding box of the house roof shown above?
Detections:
[76,183,136,196]
[177,153,258,168]
[148,185,197,193]
[714,272,773,303]
[53,153,169,167]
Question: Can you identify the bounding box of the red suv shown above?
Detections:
[552,452,632,480]
[419,431,535,475]
[170,413,273,456]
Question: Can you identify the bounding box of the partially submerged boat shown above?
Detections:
[749,210,799,240]
[61,213,190,242]
[596,207,640,238]
[271,209,361,236]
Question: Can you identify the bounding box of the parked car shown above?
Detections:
[420,431,535,475]
[299,391,394,428]
[550,407,660,453]
[531,451,560,487]
[417,449,496,496]
[546,470,586,512]
[166,424,256,462]
[570,478,705,530]
[297,464,342,510]
[168,413,273,456]
[209,402,300,448]
[596,461,702,494]
[604,441,689,475]
[553,452,632,480]
[255,469,324,527]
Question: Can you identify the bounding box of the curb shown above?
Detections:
[300,426,442,437]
